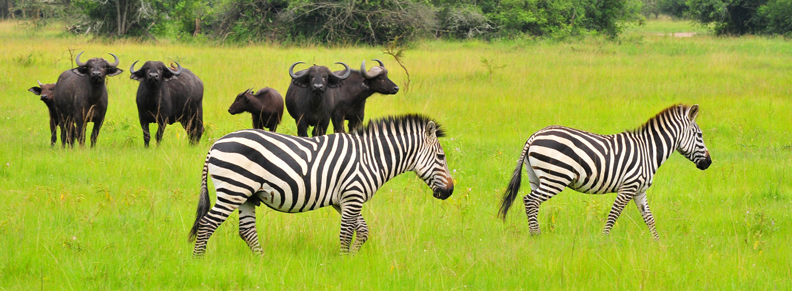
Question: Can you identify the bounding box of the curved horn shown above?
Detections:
[108,53,119,67]
[166,61,183,76]
[75,51,87,67]
[129,60,140,75]
[361,60,374,79]
[38,80,44,87]
[372,59,384,67]
[332,62,351,80]
[288,62,307,79]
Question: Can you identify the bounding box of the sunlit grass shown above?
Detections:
[0,19,790,289]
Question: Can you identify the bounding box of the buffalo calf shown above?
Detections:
[130,60,204,147]
[228,87,284,132]
[28,81,62,146]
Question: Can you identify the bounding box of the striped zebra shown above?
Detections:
[499,104,711,239]
[189,114,454,256]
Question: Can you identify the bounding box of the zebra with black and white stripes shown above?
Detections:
[189,114,454,256]
[499,104,711,239]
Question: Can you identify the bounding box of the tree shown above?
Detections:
[70,0,164,37]
[688,0,792,36]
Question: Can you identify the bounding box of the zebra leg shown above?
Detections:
[238,200,264,255]
[192,195,247,256]
[336,204,362,255]
[350,215,369,253]
[603,190,636,236]
[634,191,660,240]
[523,188,555,235]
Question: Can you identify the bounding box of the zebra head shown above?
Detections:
[413,120,454,200]
[677,104,712,170]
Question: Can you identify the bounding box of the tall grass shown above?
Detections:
[0,20,790,289]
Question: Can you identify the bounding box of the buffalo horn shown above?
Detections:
[75,51,87,67]
[129,60,140,75]
[332,62,351,80]
[373,59,384,67]
[361,60,384,79]
[288,62,307,79]
[108,53,120,67]
[38,80,44,87]
[167,61,183,76]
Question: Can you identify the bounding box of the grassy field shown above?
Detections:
[1,19,790,289]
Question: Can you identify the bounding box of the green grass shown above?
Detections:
[1,20,791,290]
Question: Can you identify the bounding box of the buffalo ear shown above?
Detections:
[327,78,344,88]
[72,66,88,76]
[107,67,123,77]
[130,70,145,81]
[162,70,178,82]
[291,75,310,88]
[29,87,42,95]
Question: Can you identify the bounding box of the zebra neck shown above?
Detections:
[632,119,681,172]
[358,132,417,190]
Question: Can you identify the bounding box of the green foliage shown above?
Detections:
[687,0,792,36]
[68,0,168,37]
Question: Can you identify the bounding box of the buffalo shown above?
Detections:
[54,52,122,147]
[228,87,284,132]
[130,60,204,147]
[28,81,62,146]
[284,62,351,137]
[326,59,399,133]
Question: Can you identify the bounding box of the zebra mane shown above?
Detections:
[630,104,690,133]
[353,114,445,138]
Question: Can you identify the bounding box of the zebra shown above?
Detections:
[189,114,454,256]
[499,104,711,239]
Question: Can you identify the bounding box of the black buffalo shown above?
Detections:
[326,59,399,133]
[130,61,204,147]
[28,81,62,146]
[284,62,351,137]
[228,87,284,132]
[54,52,122,147]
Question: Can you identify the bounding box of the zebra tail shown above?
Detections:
[498,141,529,220]
[189,154,212,242]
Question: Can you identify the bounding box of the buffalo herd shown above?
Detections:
[28,52,399,147]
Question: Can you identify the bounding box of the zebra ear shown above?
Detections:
[425,121,437,139]
[687,104,700,121]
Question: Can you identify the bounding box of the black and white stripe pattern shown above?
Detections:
[189,114,454,256]
[499,104,711,239]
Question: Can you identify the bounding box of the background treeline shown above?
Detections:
[2,0,792,44]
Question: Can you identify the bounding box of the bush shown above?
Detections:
[688,0,792,36]
[437,4,493,39]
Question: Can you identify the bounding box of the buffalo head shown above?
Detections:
[28,80,56,104]
[361,59,399,95]
[72,52,123,83]
[289,62,351,94]
[228,88,254,115]
[129,60,183,85]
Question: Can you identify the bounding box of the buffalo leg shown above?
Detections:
[90,119,103,148]
[155,122,167,145]
[331,115,346,134]
[141,121,152,147]
[49,119,57,146]
[252,115,262,130]
[296,115,309,137]
[74,116,86,147]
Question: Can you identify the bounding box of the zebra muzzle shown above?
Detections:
[696,155,712,170]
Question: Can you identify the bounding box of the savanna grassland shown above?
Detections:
[0,19,790,290]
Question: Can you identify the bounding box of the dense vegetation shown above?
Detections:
[3,0,645,44]
[1,19,790,289]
